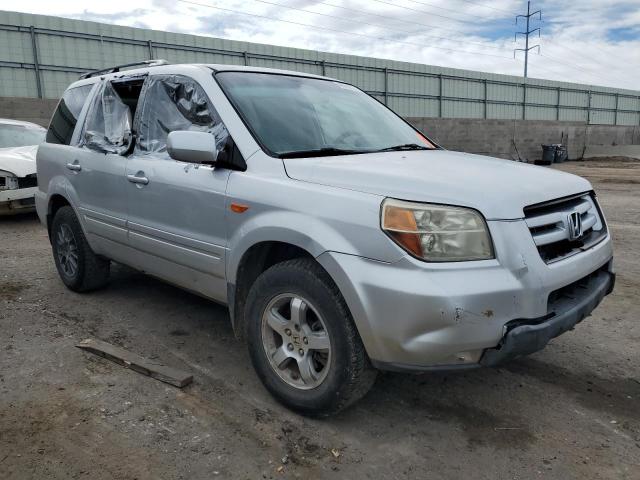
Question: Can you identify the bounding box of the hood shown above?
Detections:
[0,145,38,178]
[283,150,592,220]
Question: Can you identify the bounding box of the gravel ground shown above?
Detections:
[1,158,638,480]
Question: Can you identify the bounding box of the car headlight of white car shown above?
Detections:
[381,198,494,262]
[0,170,19,190]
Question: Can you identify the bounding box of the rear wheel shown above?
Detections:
[51,206,110,292]
[246,258,377,416]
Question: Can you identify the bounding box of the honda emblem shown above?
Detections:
[567,211,583,240]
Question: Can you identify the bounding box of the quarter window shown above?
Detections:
[46,84,92,145]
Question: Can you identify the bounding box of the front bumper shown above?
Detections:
[0,186,37,215]
[317,218,614,372]
[480,265,614,366]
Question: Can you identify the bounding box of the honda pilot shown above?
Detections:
[36,62,615,415]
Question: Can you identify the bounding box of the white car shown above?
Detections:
[0,119,46,215]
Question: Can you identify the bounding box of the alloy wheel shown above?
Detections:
[261,293,331,390]
[56,223,79,278]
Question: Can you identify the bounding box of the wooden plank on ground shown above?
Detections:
[76,338,193,388]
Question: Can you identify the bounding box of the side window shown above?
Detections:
[81,81,135,154]
[46,84,93,145]
[136,75,229,159]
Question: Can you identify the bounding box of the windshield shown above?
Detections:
[215,72,435,157]
[0,124,46,148]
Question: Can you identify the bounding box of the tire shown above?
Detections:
[51,206,110,292]
[245,258,377,416]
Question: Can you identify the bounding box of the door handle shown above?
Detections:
[127,173,149,185]
[66,161,82,172]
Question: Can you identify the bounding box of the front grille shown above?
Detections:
[524,192,607,264]
[17,174,37,189]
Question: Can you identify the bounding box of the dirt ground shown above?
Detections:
[1,158,638,480]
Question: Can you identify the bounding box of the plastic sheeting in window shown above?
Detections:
[83,82,132,154]
[136,75,229,158]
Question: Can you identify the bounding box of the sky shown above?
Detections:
[4,0,640,90]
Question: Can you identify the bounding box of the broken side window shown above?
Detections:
[135,75,229,159]
[82,81,133,154]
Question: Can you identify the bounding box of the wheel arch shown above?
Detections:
[46,194,73,240]
[229,240,320,338]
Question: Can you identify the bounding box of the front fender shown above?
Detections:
[226,210,363,284]
[225,171,406,284]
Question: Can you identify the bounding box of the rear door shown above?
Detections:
[125,74,231,302]
[66,77,142,251]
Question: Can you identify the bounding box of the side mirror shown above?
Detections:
[167,131,217,165]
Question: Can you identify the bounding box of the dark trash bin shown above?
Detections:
[554,144,568,163]
[537,144,557,165]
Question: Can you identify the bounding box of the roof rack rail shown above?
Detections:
[79,59,169,79]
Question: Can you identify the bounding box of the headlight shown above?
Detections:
[381,198,494,262]
[0,170,18,190]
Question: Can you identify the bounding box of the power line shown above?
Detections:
[248,0,512,52]
[537,52,618,86]
[452,0,518,16]
[178,0,620,88]
[368,0,501,27]
[541,37,625,76]
[176,0,515,59]
[314,0,505,41]
[400,0,500,22]
[300,0,628,80]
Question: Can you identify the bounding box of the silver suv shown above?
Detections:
[36,62,615,415]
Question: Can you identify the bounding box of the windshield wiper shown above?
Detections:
[279,147,370,159]
[376,143,432,152]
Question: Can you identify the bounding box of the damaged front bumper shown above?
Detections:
[480,264,614,367]
[0,186,37,215]
[317,219,615,372]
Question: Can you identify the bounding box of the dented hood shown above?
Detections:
[283,150,592,220]
[0,145,38,178]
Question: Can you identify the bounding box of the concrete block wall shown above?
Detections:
[0,97,58,127]
[1,97,638,161]
[407,118,640,161]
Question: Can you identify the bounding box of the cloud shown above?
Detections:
[6,0,640,90]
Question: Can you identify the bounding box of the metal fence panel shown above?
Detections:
[0,10,638,126]
[617,112,640,126]
[488,103,522,119]
[443,100,483,118]
[0,66,36,96]
[589,109,616,125]
[0,29,31,62]
[526,87,557,106]
[388,96,438,118]
[487,83,522,103]
[560,90,589,108]
[559,108,588,122]
[526,105,557,121]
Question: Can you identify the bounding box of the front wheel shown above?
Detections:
[245,259,377,416]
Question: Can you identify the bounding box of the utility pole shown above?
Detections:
[514,1,541,78]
